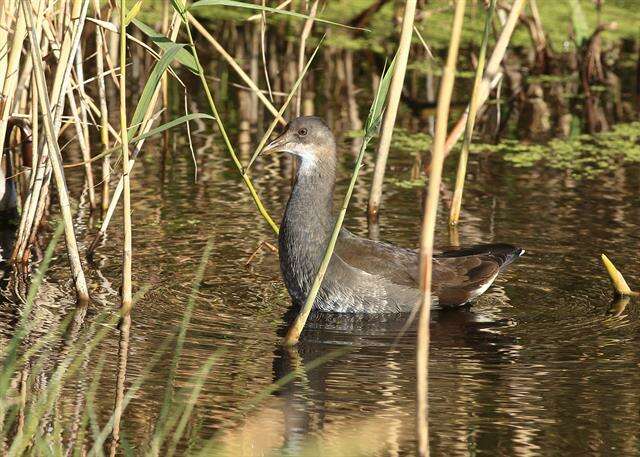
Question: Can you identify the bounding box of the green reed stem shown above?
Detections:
[449,0,496,226]
[244,36,325,172]
[284,59,396,346]
[179,7,279,234]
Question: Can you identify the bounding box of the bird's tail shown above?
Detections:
[438,243,525,270]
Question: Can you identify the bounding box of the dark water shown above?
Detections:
[4,116,640,455]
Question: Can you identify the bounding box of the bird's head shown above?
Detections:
[262,117,336,172]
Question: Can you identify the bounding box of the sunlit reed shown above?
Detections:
[368,0,417,221]
[449,0,496,226]
[417,1,466,455]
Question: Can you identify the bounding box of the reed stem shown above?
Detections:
[449,0,496,226]
[417,1,466,455]
[120,0,133,315]
[438,0,526,164]
[368,0,417,221]
[284,58,395,346]
[22,0,89,303]
[88,12,183,253]
[188,14,287,126]
[183,10,279,234]
[94,0,111,214]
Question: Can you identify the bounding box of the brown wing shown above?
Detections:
[337,230,521,307]
[431,256,501,306]
[335,229,418,286]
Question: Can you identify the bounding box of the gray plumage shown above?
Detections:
[263,116,523,314]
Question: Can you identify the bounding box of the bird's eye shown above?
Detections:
[298,128,308,136]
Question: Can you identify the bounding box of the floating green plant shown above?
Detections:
[476,122,640,177]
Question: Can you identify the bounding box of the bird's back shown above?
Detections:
[335,229,523,309]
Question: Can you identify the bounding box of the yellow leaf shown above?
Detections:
[124,0,143,25]
[601,254,634,296]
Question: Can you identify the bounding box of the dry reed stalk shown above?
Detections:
[161,0,171,149]
[259,0,274,101]
[249,23,260,123]
[187,14,287,126]
[88,12,183,253]
[294,0,319,117]
[119,0,133,315]
[245,37,325,172]
[417,1,466,455]
[93,0,111,214]
[12,0,91,263]
[367,0,417,221]
[176,6,280,234]
[22,0,89,302]
[435,0,526,166]
[12,76,39,260]
[66,90,97,210]
[449,0,496,226]
[9,18,45,262]
[74,45,97,210]
[283,56,395,346]
[0,2,27,155]
[0,2,9,88]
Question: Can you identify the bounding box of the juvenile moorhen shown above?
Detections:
[262,116,523,313]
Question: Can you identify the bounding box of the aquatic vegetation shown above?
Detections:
[482,122,640,177]
[390,128,433,153]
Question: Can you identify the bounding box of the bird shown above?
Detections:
[261,116,523,314]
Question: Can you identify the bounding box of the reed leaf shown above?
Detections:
[124,0,144,24]
[129,42,187,136]
[133,19,199,73]
[189,0,361,30]
[283,58,396,346]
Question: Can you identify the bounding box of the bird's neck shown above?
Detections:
[279,153,337,302]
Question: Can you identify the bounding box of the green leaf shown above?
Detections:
[128,43,186,137]
[364,54,396,140]
[130,113,215,144]
[170,0,187,19]
[132,19,198,73]
[189,0,361,30]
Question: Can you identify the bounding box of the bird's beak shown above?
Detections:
[261,131,289,155]
[244,130,290,173]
